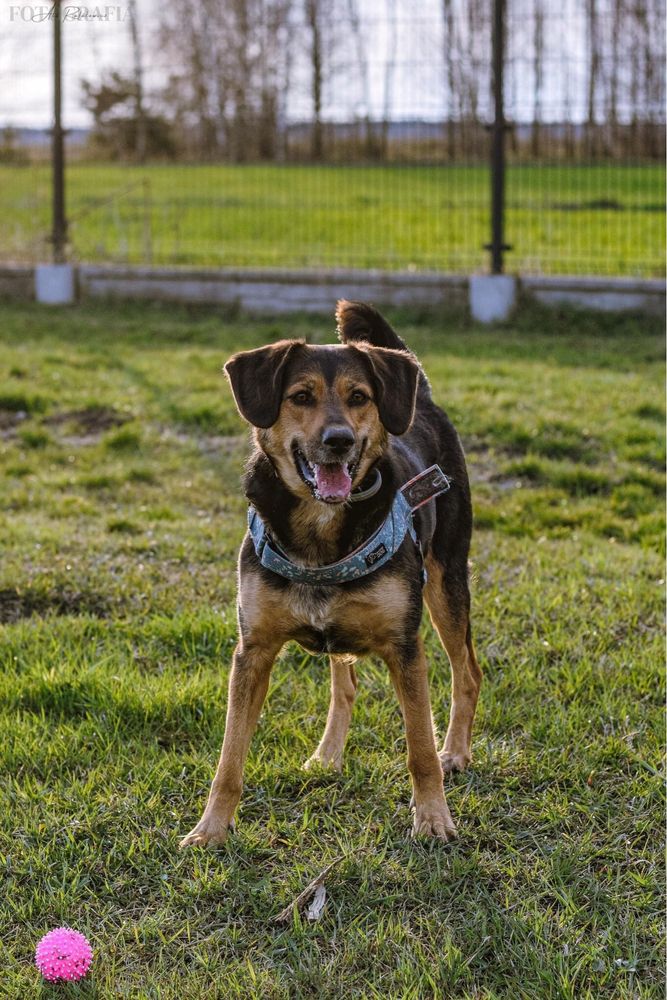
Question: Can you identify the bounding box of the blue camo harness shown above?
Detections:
[247,465,451,586]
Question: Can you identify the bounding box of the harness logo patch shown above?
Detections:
[365,543,388,567]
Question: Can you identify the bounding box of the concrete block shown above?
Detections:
[469,274,517,323]
[35,264,75,304]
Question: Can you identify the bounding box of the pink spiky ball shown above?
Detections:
[35,927,93,983]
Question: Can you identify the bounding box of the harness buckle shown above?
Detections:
[400,464,451,511]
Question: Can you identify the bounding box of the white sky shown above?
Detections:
[0,0,630,130]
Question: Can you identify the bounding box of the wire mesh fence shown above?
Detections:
[0,0,664,276]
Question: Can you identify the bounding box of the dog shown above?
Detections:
[180,301,481,846]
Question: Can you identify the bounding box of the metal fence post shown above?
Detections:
[486,0,511,274]
[52,0,67,263]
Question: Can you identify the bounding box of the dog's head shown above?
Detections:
[225,332,420,504]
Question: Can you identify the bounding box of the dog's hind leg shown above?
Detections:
[424,553,482,774]
[304,654,357,771]
[179,637,281,848]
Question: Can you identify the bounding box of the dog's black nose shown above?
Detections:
[322,425,354,455]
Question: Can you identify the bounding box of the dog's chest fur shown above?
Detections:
[286,584,354,653]
[289,584,337,630]
[287,503,343,565]
[276,575,409,657]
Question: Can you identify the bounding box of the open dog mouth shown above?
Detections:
[293,445,360,503]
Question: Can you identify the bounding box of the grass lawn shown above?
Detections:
[0,298,664,998]
[2,162,664,276]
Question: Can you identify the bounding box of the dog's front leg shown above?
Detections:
[385,636,457,841]
[180,640,280,848]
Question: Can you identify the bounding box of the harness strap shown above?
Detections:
[247,464,451,586]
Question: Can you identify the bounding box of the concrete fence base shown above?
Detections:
[0,263,663,320]
[522,275,665,314]
[469,274,517,322]
[35,264,76,305]
[78,265,469,313]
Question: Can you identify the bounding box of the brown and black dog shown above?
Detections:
[180,301,481,846]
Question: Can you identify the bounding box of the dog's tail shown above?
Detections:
[336,300,410,353]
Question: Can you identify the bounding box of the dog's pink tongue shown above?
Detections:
[315,463,352,500]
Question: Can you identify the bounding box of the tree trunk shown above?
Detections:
[531,0,544,159]
[305,0,324,160]
[442,0,458,160]
[607,0,622,157]
[127,0,147,163]
[347,0,374,157]
[628,1,641,155]
[380,0,397,160]
[586,0,600,159]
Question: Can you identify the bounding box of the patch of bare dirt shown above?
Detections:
[44,405,131,435]
[158,428,247,455]
[0,587,112,624]
[0,409,28,434]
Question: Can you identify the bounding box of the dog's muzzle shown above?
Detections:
[293,433,363,503]
[294,448,352,502]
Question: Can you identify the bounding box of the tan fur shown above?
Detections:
[333,574,412,656]
[384,636,457,838]
[423,554,482,772]
[237,568,411,655]
[179,637,282,848]
[289,502,345,565]
[234,571,294,646]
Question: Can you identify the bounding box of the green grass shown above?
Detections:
[2,162,664,276]
[0,299,663,998]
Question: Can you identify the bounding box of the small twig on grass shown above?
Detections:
[273,855,345,925]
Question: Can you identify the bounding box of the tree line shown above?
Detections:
[81,0,665,163]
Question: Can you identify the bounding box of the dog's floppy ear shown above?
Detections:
[353,343,421,436]
[224,340,303,428]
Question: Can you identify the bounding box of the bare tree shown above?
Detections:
[638,0,666,157]
[346,0,375,156]
[95,0,666,166]
[257,0,293,160]
[463,0,491,158]
[562,51,575,160]
[442,0,460,159]
[159,0,220,156]
[304,0,325,159]
[531,0,544,158]
[224,0,253,162]
[127,0,147,163]
[606,0,623,156]
[380,0,398,159]
[585,0,601,158]
[159,0,292,161]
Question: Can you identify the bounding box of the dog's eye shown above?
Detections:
[290,390,314,406]
[348,390,369,407]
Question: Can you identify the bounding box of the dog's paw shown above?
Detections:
[412,799,457,842]
[303,748,343,772]
[439,749,472,774]
[179,814,234,849]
